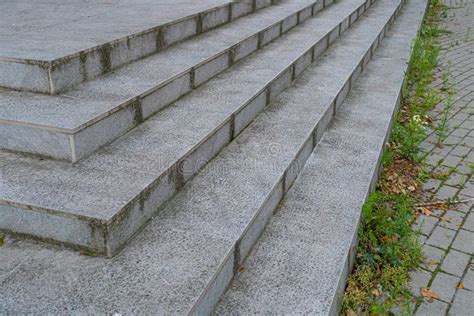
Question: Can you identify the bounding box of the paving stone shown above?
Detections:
[423,178,442,192]
[449,289,474,315]
[421,244,446,272]
[420,141,436,153]
[438,210,465,231]
[430,272,460,302]
[461,264,474,290]
[445,172,468,187]
[426,226,456,250]
[432,145,453,156]
[463,212,474,231]
[462,137,474,147]
[409,269,433,296]
[435,185,459,200]
[444,135,464,146]
[440,249,470,277]
[450,128,471,138]
[415,298,449,315]
[459,182,474,197]
[450,145,471,157]
[442,155,463,168]
[453,202,472,214]
[426,153,445,166]
[414,215,439,236]
[433,165,454,178]
[418,234,428,244]
[452,229,474,254]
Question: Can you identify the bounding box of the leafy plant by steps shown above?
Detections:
[340,1,448,314]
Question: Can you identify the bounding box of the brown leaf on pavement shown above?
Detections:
[421,288,439,299]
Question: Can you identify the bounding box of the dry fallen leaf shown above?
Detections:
[372,288,383,297]
[238,266,246,273]
[458,282,464,289]
[427,260,439,266]
[418,207,432,216]
[421,288,439,299]
[439,216,451,222]
[408,185,416,192]
[346,309,357,316]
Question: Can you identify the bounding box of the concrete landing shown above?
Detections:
[0,0,271,94]
[0,0,230,60]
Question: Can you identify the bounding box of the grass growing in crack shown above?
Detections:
[434,66,456,145]
[340,1,447,314]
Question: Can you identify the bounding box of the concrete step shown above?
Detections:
[0,0,372,257]
[0,0,403,313]
[0,0,325,162]
[0,0,275,94]
[214,0,428,314]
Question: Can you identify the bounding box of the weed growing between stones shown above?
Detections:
[340,1,447,314]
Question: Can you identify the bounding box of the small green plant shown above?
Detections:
[342,192,422,314]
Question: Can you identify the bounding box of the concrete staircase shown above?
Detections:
[0,0,427,314]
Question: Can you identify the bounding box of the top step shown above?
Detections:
[0,0,273,95]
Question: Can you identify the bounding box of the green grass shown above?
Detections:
[340,1,448,314]
[342,192,423,315]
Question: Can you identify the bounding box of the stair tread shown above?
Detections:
[0,0,404,313]
[0,0,315,130]
[213,0,427,314]
[0,0,365,221]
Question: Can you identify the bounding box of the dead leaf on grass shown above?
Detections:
[346,309,357,316]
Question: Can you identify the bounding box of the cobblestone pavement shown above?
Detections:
[409,0,474,314]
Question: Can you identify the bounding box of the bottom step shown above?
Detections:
[214,0,427,314]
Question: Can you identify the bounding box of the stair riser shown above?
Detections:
[0,0,365,257]
[0,0,276,95]
[191,2,406,314]
[0,1,323,162]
